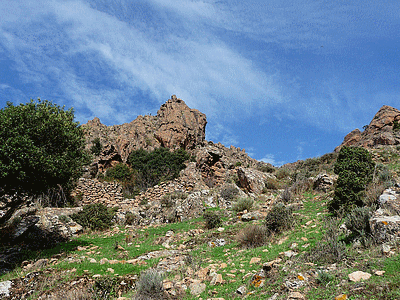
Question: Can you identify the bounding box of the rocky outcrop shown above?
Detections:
[313,173,337,192]
[83,95,207,168]
[370,187,400,243]
[336,105,400,151]
[237,167,275,194]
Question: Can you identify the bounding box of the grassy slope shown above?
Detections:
[1,191,399,300]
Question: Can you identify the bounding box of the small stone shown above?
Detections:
[335,294,347,300]
[374,270,385,276]
[99,258,109,265]
[0,281,12,297]
[249,257,261,264]
[93,274,102,278]
[210,273,223,285]
[189,281,206,295]
[107,268,114,273]
[236,285,247,295]
[288,291,305,300]
[348,271,372,282]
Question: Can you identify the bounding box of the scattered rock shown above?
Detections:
[348,271,372,282]
[189,280,206,295]
[287,291,305,300]
[0,281,12,297]
[236,285,247,295]
[241,211,262,222]
[249,257,261,264]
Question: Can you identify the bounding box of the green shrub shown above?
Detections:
[93,276,118,300]
[280,187,291,203]
[257,164,276,173]
[264,203,294,234]
[236,224,269,248]
[105,163,133,182]
[220,184,239,201]
[328,146,375,215]
[58,215,70,224]
[90,137,103,156]
[264,177,280,191]
[309,218,347,264]
[203,210,222,229]
[135,269,165,300]
[393,120,400,131]
[232,197,254,213]
[276,167,291,179]
[316,270,333,285]
[71,203,117,230]
[127,147,190,191]
[345,206,374,246]
[125,212,136,225]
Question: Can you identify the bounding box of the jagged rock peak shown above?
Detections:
[82,95,207,163]
[336,105,400,151]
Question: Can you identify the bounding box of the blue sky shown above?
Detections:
[1,0,400,166]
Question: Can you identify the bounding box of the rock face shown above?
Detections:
[336,105,400,151]
[83,95,207,171]
[237,167,275,194]
[370,187,400,243]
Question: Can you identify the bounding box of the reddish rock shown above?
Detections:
[83,95,207,166]
[336,105,400,151]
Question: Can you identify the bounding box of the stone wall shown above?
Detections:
[73,178,125,207]
[73,177,197,210]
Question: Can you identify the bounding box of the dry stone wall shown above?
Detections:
[73,178,125,207]
[73,177,198,210]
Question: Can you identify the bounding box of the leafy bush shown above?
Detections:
[220,184,239,201]
[71,203,117,230]
[90,137,103,156]
[345,206,374,246]
[232,197,254,213]
[264,177,280,191]
[125,212,137,225]
[328,146,375,215]
[316,270,333,285]
[276,167,291,179]
[105,163,133,182]
[58,215,70,224]
[280,187,291,203]
[393,120,400,131]
[161,191,187,208]
[127,147,190,191]
[264,203,294,234]
[135,269,165,300]
[309,218,347,264]
[236,224,269,248]
[203,210,222,229]
[257,164,276,173]
[93,276,118,300]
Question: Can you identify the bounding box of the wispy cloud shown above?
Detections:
[260,154,286,167]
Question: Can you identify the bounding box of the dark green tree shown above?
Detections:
[0,99,89,224]
[328,146,375,215]
[90,137,103,156]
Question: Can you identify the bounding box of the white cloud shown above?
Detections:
[260,154,285,167]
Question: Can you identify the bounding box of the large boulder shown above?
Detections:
[237,167,275,194]
[370,212,400,243]
[378,188,400,215]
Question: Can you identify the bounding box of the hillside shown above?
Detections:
[0,98,399,300]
